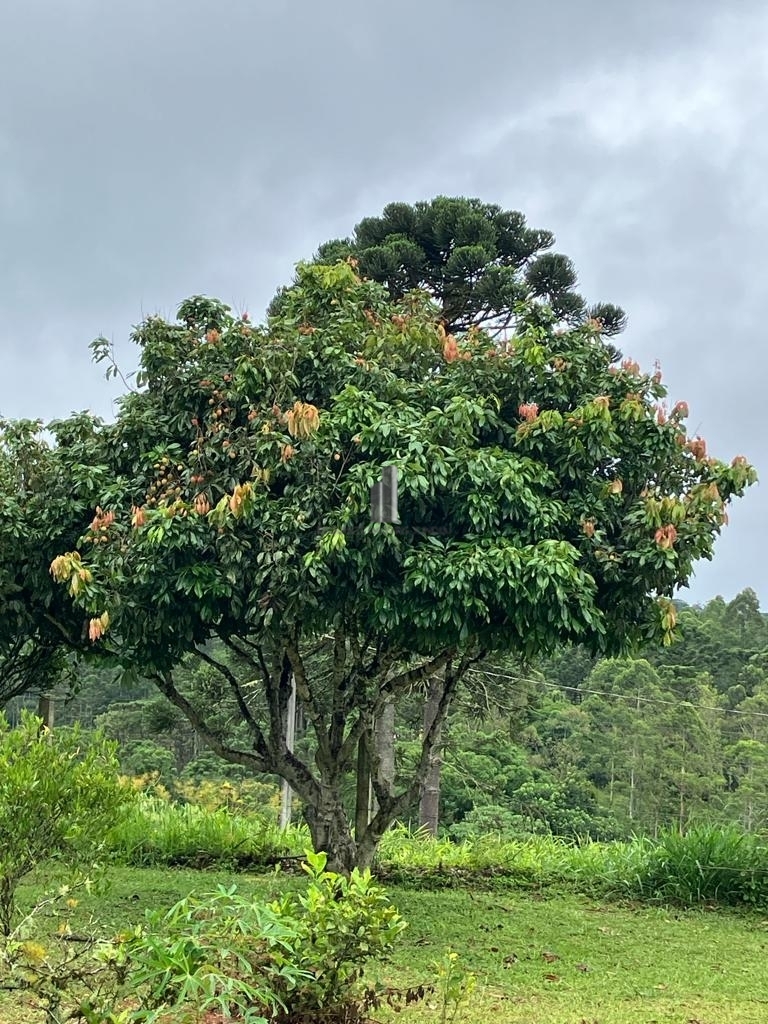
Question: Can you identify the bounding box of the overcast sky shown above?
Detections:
[1,0,764,607]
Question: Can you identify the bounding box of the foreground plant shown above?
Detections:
[0,711,132,935]
[0,878,128,1024]
[81,850,406,1024]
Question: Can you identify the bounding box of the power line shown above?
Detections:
[469,665,768,722]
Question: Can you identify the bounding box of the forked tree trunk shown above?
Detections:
[303,787,359,875]
[157,641,479,874]
[419,679,443,836]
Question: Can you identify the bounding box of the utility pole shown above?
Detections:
[37,691,55,737]
[279,676,297,829]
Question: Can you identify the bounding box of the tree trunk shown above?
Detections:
[37,692,54,738]
[303,785,358,875]
[419,679,443,836]
[374,698,396,811]
[157,641,477,873]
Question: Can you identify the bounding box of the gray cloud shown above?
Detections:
[1,0,764,604]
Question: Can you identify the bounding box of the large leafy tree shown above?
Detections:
[49,261,754,870]
[272,196,627,339]
[290,195,630,833]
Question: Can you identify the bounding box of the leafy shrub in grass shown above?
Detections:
[117,850,406,1024]
[0,711,132,934]
[106,795,308,868]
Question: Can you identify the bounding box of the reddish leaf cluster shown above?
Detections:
[518,403,539,422]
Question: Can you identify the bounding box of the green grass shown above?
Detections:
[2,864,768,1023]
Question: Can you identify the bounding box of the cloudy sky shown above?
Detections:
[1,0,764,606]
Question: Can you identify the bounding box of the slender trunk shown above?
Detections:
[628,765,635,821]
[609,753,615,807]
[37,692,54,738]
[419,679,443,836]
[373,698,396,814]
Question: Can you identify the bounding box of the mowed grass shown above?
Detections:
[2,865,768,1023]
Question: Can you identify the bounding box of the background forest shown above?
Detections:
[10,587,767,843]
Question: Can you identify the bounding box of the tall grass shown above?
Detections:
[107,795,308,869]
[104,801,768,909]
[374,823,768,908]
[620,823,768,907]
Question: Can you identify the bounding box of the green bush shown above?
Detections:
[267,849,407,1019]
[622,824,768,907]
[116,850,406,1023]
[119,890,306,1023]
[0,711,132,934]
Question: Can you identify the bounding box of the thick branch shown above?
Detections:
[285,635,333,769]
[192,645,267,750]
[381,648,457,697]
[151,670,269,772]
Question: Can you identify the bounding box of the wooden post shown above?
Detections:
[355,734,371,839]
[279,677,296,830]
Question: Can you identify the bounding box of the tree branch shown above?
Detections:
[381,648,457,697]
[192,645,267,752]
[285,634,333,769]
[151,670,269,771]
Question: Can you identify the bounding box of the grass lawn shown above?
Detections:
[1,866,767,1023]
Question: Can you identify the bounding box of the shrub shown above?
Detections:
[624,823,768,907]
[267,850,407,1019]
[119,890,306,1023]
[114,850,406,1023]
[0,711,132,934]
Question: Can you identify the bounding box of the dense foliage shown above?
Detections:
[273,196,628,337]
[38,259,754,869]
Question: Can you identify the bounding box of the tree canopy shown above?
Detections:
[0,416,109,704]
[272,196,628,339]
[41,259,755,869]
